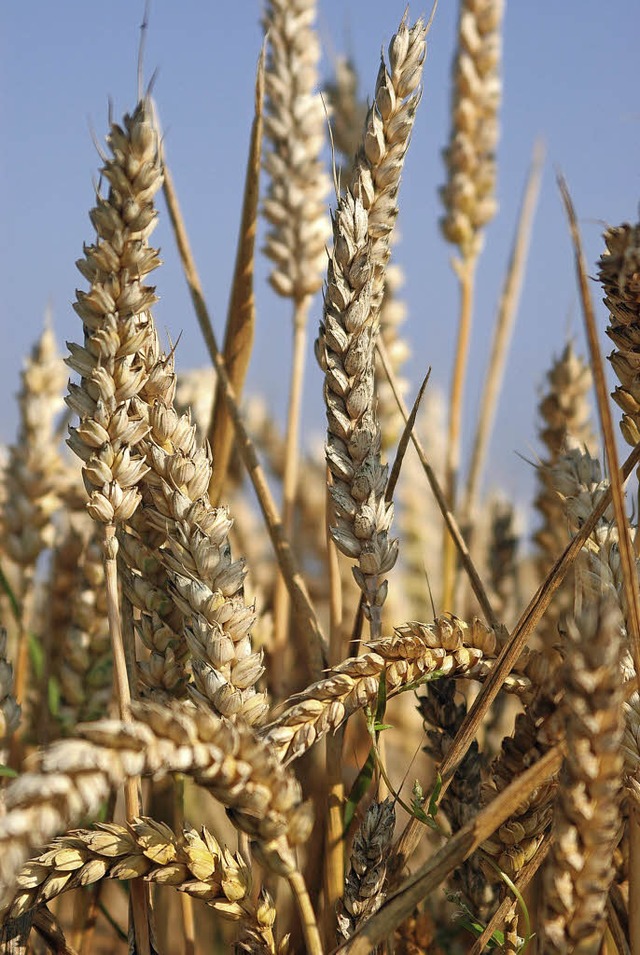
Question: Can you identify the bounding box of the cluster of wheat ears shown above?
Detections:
[1,2,639,953]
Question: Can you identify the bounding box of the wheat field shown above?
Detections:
[1,3,639,953]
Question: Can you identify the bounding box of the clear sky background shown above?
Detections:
[1,1,639,523]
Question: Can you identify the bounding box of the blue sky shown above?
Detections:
[1,1,639,518]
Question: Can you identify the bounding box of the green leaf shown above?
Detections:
[0,765,18,778]
[48,676,61,718]
[0,562,21,623]
[428,772,443,818]
[373,721,393,733]
[374,668,387,723]
[343,747,376,832]
[28,631,44,680]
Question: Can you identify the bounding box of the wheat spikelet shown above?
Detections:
[440,0,503,258]
[263,615,516,763]
[0,700,313,903]
[5,818,278,953]
[542,602,624,953]
[598,220,640,446]
[262,0,330,301]
[336,798,395,941]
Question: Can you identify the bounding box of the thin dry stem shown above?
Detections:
[464,140,545,515]
[272,296,311,690]
[208,49,265,505]
[376,337,497,626]
[443,255,477,609]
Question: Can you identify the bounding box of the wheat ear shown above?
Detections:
[64,97,168,952]
[440,0,504,607]
[0,700,314,903]
[263,615,518,763]
[533,344,596,653]
[336,798,396,942]
[316,190,397,634]
[598,219,640,448]
[5,818,278,954]
[262,0,331,666]
[3,324,66,751]
[542,602,624,953]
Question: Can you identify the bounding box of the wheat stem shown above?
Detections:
[287,867,323,955]
[464,141,544,516]
[102,524,150,955]
[376,337,496,626]
[443,253,477,610]
[272,295,311,688]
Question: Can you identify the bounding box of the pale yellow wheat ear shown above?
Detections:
[2,323,66,752]
[65,96,165,952]
[542,601,624,954]
[0,702,320,952]
[5,819,279,953]
[262,615,514,764]
[316,190,398,636]
[440,0,504,608]
[262,0,331,670]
